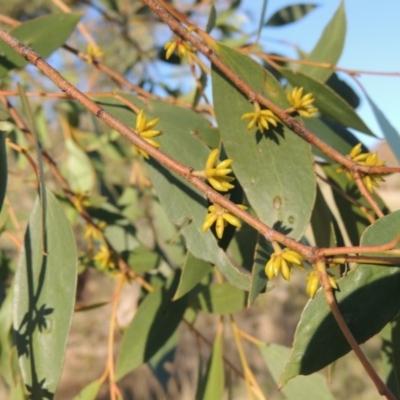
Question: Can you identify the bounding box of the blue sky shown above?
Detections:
[238,0,400,146]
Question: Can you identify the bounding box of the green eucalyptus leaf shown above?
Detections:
[280,210,400,386]
[65,139,96,192]
[0,13,82,78]
[258,343,334,399]
[212,43,316,240]
[326,73,360,109]
[191,283,246,315]
[127,245,159,274]
[98,96,251,290]
[13,189,77,397]
[196,329,224,400]
[206,5,217,34]
[115,272,187,381]
[281,69,374,135]
[297,2,346,82]
[0,131,7,212]
[265,3,318,27]
[366,94,400,163]
[174,252,213,300]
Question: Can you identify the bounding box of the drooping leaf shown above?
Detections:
[257,0,269,37]
[13,188,77,397]
[73,379,102,400]
[115,272,187,381]
[191,283,246,315]
[0,130,7,213]
[98,96,251,290]
[297,2,346,82]
[212,43,316,240]
[366,94,400,163]
[265,3,318,27]
[281,69,374,135]
[280,210,400,386]
[65,139,96,192]
[258,343,334,399]
[206,5,217,34]
[326,73,360,109]
[0,13,82,78]
[174,252,213,300]
[196,328,224,400]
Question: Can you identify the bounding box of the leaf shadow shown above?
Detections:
[13,224,55,400]
[255,124,285,145]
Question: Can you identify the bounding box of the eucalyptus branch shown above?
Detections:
[141,0,400,177]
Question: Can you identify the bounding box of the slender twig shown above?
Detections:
[316,261,397,400]
[107,273,125,400]
[262,53,400,77]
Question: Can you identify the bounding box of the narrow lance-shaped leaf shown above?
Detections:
[265,3,318,27]
[298,1,346,82]
[366,93,400,163]
[174,252,213,300]
[98,96,251,290]
[212,43,316,240]
[13,188,77,397]
[280,210,400,386]
[281,69,374,135]
[0,13,82,78]
[196,327,224,400]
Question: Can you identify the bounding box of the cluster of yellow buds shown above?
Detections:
[86,44,104,63]
[241,101,280,133]
[134,109,163,159]
[203,149,235,192]
[93,244,118,270]
[306,270,338,298]
[265,247,305,281]
[164,35,194,60]
[202,201,247,239]
[286,87,318,118]
[337,143,386,193]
